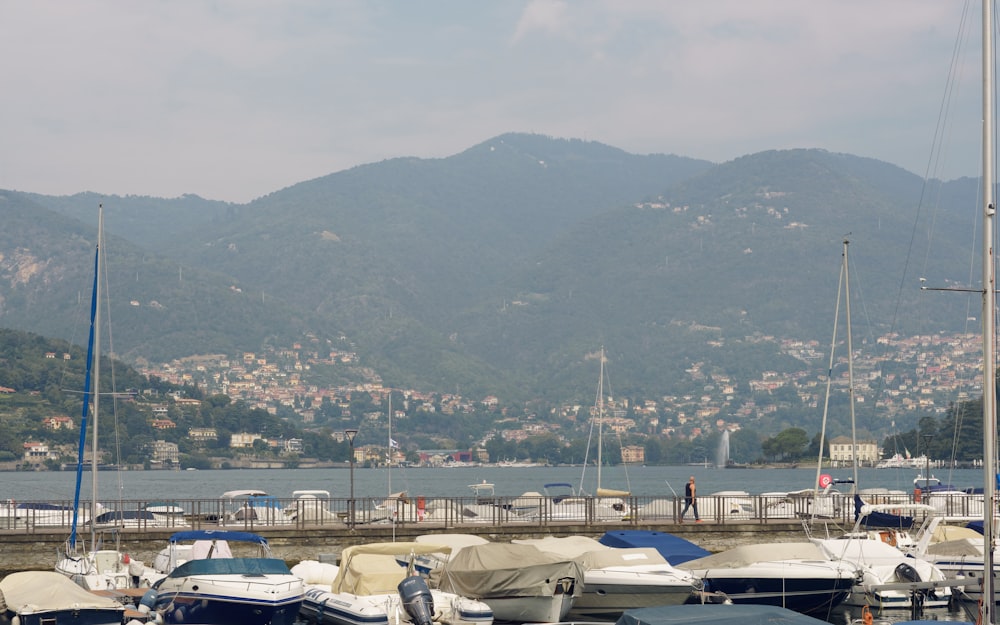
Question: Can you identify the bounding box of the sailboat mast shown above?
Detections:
[844,240,859,488]
[91,206,103,548]
[981,0,996,618]
[596,347,604,491]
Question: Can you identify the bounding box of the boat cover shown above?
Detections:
[926,537,984,557]
[854,495,914,529]
[415,533,489,555]
[515,537,673,570]
[678,542,830,570]
[615,604,831,625]
[577,547,671,570]
[431,542,584,599]
[334,542,454,594]
[513,535,608,557]
[0,571,125,614]
[599,530,710,565]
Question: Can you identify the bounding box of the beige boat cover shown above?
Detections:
[0,571,125,615]
[926,537,984,558]
[332,542,452,594]
[431,542,584,599]
[932,525,983,542]
[679,542,829,570]
[596,487,631,498]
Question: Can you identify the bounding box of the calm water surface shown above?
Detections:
[1,465,988,502]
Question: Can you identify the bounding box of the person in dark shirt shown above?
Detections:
[680,475,701,522]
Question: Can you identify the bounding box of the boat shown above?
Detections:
[428,541,584,623]
[284,490,340,524]
[141,529,304,625]
[292,542,494,625]
[0,570,126,625]
[614,603,834,625]
[676,542,857,616]
[512,535,701,620]
[597,530,711,565]
[811,535,953,609]
[218,489,292,525]
[518,349,632,524]
[54,206,163,592]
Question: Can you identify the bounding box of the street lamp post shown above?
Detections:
[345,428,358,528]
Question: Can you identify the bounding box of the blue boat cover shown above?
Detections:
[853,495,914,529]
[167,557,291,579]
[168,530,268,544]
[615,604,830,625]
[598,530,710,565]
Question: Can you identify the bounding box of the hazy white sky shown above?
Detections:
[0,1,985,203]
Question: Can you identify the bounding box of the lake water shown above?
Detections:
[3,464,987,502]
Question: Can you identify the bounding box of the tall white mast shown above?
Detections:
[981,0,996,620]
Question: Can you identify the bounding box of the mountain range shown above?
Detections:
[0,133,981,407]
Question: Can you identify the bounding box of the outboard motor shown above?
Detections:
[398,575,435,625]
[895,562,921,584]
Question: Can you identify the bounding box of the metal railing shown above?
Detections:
[0,490,968,532]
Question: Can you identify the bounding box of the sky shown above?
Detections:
[0,1,987,204]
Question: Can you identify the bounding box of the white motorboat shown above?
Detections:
[293,542,494,625]
[0,570,126,625]
[513,535,700,620]
[812,536,954,608]
[140,529,304,625]
[677,542,856,616]
[429,542,584,623]
[218,489,292,525]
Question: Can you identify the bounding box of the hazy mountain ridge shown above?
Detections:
[3,134,978,404]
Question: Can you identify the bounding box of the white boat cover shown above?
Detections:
[0,571,125,614]
[431,542,584,599]
[514,535,609,556]
[679,542,831,569]
[415,533,489,556]
[515,536,673,569]
[577,547,671,570]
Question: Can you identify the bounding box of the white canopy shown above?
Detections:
[0,571,125,615]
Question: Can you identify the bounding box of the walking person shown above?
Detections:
[680,476,701,522]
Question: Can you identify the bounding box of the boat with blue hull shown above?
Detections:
[141,530,304,625]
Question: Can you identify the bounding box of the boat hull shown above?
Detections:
[152,588,302,625]
[700,575,854,615]
[566,579,695,620]
[299,587,494,625]
[478,593,575,623]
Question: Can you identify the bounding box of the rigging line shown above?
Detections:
[600,349,632,493]
[99,221,127,511]
[919,1,975,279]
[814,245,846,501]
